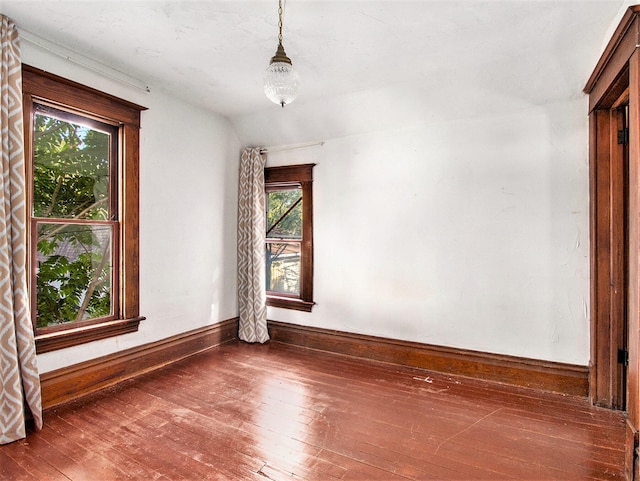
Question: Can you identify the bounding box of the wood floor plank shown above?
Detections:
[216,344,621,479]
[45,411,172,481]
[80,393,263,481]
[99,378,323,480]
[2,340,626,480]
[0,450,42,481]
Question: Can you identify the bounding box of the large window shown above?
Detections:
[265,164,315,311]
[22,65,146,353]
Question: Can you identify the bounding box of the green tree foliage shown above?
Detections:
[33,111,113,328]
[266,189,302,293]
[266,189,302,238]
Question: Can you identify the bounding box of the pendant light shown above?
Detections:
[264,0,300,107]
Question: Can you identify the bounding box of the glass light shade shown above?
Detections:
[264,61,300,107]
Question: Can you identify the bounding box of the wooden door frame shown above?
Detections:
[589,103,628,409]
[585,5,640,480]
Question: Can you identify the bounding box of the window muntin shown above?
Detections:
[264,164,314,311]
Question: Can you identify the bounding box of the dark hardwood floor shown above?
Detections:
[0,341,627,480]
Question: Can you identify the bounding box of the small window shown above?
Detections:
[265,164,315,311]
[266,186,302,295]
[23,65,146,353]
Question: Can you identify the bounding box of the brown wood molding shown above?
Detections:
[268,320,589,397]
[264,163,315,183]
[584,6,640,111]
[22,64,147,125]
[36,317,144,354]
[40,318,238,410]
[588,106,630,409]
[629,49,640,435]
[266,295,314,312]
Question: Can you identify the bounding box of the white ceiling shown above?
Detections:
[0,0,628,120]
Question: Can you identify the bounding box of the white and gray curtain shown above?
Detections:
[0,15,43,445]
[237,147,270,343]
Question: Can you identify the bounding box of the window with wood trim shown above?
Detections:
[265,164,315,311]
[22,65,146,353]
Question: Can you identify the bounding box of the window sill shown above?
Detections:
[35,316,145,354]
[266,296,315,312]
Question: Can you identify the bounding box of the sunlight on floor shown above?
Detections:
[255,376,311,473]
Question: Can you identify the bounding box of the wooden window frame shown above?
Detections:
[265,164,315,312]
[22,65,146,353]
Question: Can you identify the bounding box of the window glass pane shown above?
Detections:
[33,110,111,220]
[35,222,113,328]
[266,189,302,239]
[266,242,300,295]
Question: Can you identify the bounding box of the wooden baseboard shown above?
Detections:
[268,320,589,397]
[40,318,238,410]
[40,317,588,411]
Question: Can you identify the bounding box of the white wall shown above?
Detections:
[22,43,241,373]
[233,68,591,366]
[22,2,607,370]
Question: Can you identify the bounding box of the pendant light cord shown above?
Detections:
[278,0,284,45]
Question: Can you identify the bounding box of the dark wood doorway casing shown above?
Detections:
[585,5,640,480]
[589,102,629,410]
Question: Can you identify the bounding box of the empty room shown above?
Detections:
[1,0,640,480]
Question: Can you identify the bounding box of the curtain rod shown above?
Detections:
[19,29,151,93]
[260,140,325,154]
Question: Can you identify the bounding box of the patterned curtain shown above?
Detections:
[237,147,269,343]
[0,16,43,445]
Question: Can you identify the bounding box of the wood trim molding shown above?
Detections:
[22,64,147,125]
[40,318,238,410]
[584,5,640,112]
[586,13,640,476]
[268,320,589,397]
[264,163,315,183]
[588,106,630,409]
[36,317,144,354]
[266,296,314,312]
[628,50,640,480]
